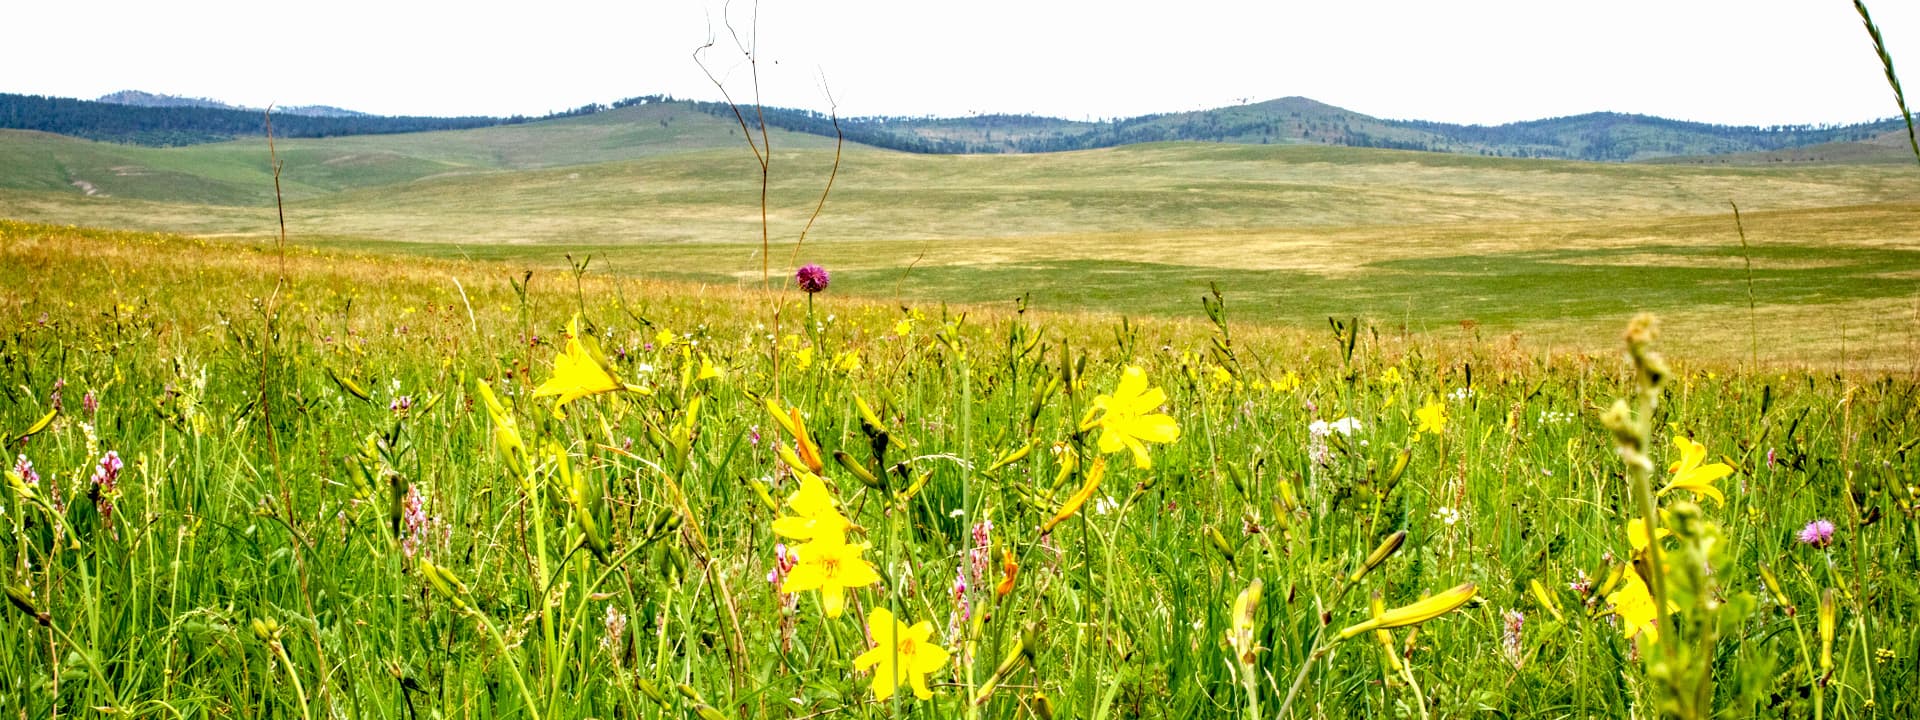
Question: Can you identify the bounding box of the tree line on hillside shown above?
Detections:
[0,93,596,147]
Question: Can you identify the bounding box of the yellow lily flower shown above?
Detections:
[1657,436,1730,506]
[781,534,880,619]
[853,607,952,701]
[1079,366,1181,469]
[770,471,850,543]
[1627,516,1673,556]
[1273,370,1302,393]
[1607,566,1660,643]
[1414,399,1448,437]
[531,315,641,419]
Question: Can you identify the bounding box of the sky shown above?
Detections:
[6,0,1918,127]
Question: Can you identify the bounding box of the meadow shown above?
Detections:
[1,217,1917,718]
[4,67,1920,718]
[3,101,1919,368]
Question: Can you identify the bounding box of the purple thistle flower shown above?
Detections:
[1798,519,1835,548]
[795,264,830,294]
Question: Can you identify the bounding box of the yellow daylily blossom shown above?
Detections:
[1414,400,1448,437]
[1608,566,1660,643]
[1657,436,1731,506]
[697,354,723,381]
[1272,371,1301,393]
[1337,583,1478,639]
[531,315,642,419]
[1627,516,1673,556]
[853,607,952,701]
[791,346,815,371]
[781,534,880,618]
[1079,366,1181,469]
[1208,366,1234,392]
[771,471,850,543]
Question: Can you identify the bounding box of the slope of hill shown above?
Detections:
[0,101,841,204]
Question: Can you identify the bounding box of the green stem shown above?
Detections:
[473,609,544,720]
[270,641,313,720]
[1395,657,1431,720]
[1276,578,1360,719]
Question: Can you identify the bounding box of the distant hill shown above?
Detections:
[0,99,837,204]
[1645,128,1920,165]
[97,90,370,118]
[0,92,595,146]
[702,96,1907,162]
[3,89,1908,162]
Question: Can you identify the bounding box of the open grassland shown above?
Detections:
[1,221,1917,719]
[1,123,1917,367]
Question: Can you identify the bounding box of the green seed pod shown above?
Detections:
[835,450,885,490]
[6,585,43,623]
[1351,530,1408,582]
[1208,526,1236,564]
[1031,692,1056,720]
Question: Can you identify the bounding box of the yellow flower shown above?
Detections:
[771,471,850,543]
[834,350,862,374]
[1627,516,1672,556]
[1657,436,1730,506]
[894,318,914,336]
[1379,367,1403,385]
[791,346,815,371]
[1608,566,1660,643]
[1079,366,1181,469]
[697,354,722,381]
[1273,371,1301,393]
[653,327,675,348]
[531,315,639,419]
[1208,366,1234,392]
[1414,400,1448,437]
[853,607,952,701]
[781,534,880,618]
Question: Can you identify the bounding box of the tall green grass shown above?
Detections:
[2,220,1915,718]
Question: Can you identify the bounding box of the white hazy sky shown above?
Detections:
[6,1,1917,127]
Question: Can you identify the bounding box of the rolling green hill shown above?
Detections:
[0,102,839,204]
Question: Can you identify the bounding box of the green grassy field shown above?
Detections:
[4,118,1916,367]
[1,220,1916,719]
